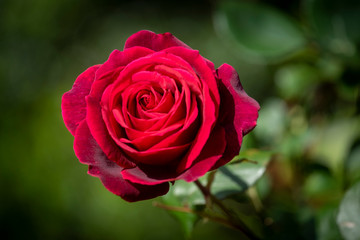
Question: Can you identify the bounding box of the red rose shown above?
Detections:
[62,30,259,202]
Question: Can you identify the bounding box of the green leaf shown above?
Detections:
[254,98,287,145]
[304,0,360,56]
[168,180,205,205]
[337,181,360,240]
[345,145,360,186]
[275,64,320,100]
[317,208,343,240]
[161,180,203,238]
[210,149,273,199]
[303,171,341,199]
[311,119,359,177]
[215,0,306,60]
[220,197,265,238]
[161,150,272,234]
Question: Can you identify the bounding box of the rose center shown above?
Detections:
[140,94,150,106]
[137,89,160,110]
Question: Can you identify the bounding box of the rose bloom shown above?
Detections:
[62,30,259,202]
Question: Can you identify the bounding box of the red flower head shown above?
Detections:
[62,30,259,202]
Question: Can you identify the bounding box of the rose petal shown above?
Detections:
[121,164,179,186]
[150,64,216,171]
[111,52,195,97]
[121,142,191,165]
[120,121,184,151]
[121,125,226,185]
[178,126,226,181]
[95,47,154,81]
[86,95,134,168]
[149,95,199,150]
[100,83,126,139]
[211,64,260,169]
[124,31,215,75]
[124,30,191,51]
[122,84,186,133]
[176,81,217,171]
[163,47,220,111]
[159,47,221,171]
[217,63,260,135]
[62,65,100,135]
[74,121,169,202]
[99,170,169,202]
[74,120,106,166]
[127,113,160,132]
[211,78,240,169]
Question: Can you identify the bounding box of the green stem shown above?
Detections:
[194,180,260,240]
[153,202,243,231]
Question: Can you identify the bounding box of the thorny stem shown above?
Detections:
[194,180,260,240]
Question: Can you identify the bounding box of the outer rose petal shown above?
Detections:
[74,120,169,202]
[95,47,154,81]
[124,30,191,51]
[212,63,260,168]
[125,30,216,72]
[217,63,259,134]
[62,65,100,135]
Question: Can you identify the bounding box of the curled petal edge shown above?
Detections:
[62,65,100,135]
[74,120,169,202]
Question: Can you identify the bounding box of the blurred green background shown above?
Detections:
[0,0,359,239]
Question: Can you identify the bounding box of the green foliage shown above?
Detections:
[212,150,273,199]
[316,208,343,240]
[337,182,360,240]
[275,64,320,100]
[215,0,306,60]
[161,149,272,238]
[304,0,360,56]
[161,183,200,238]
[344,144,360,186]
